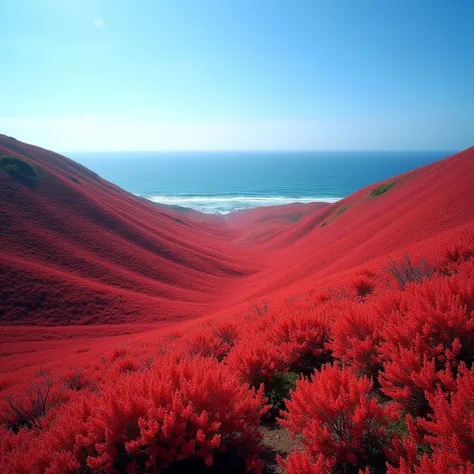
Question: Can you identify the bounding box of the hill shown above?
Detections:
[0,134,260,325]
[229,146,474,301]
[1,135,473,328]
[1,136,473,473]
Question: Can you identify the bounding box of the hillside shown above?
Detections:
[0,134,261,325]
[2,134,473,328]
[1,137,474,473]
[230,146,474,300]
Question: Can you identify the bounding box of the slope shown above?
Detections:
[227,146,474,301]
[0,135,260,325]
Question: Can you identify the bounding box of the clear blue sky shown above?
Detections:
[1,0,473,151]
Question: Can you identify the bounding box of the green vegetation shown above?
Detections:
[0,154,36,187]
[264,371,299,413]
[321,205,350,227]
[369,181,396,197]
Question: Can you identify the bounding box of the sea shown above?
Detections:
[68,151,454,215]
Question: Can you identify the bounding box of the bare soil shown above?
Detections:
[261,421,302,474]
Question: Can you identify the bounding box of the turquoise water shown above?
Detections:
[68,151,453,214]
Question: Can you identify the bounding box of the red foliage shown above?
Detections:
[380,349,455,415]
[351,275,376,298]
[177,319,242,361]
[439,230,474,274]
[278,450,335,474]
[385,366,474,473]
[3,374,68,431]
[226,336,285,386]
[80,357,268,472]
[1,358,268,473]
[266,305,331,373]
[388,453,474,474]
[279,364,395,471]
[329,302,383,379]
[0,393,93,474]
[377,271,474,414]
[421,364,474,465]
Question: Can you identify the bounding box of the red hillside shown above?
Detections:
[1,135,473,327]
[1,136,474,473]
[0,134,260,325]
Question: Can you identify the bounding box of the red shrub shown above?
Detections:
[178,320,241,361]
[386,366,474,473]
[388,451,474,474]
[113,355,142,374]
[414,452,474,474]
[266,307,331,373]
[0,357,268,473]
[380,349,455,416]
[278,450,335,474]
[387,254,435,289]
[77,356,268,472]
[329,303,383,379]
[226,336,285,386]
[385,414,424,471]
[380,273,474,364]
[0,393,94,474]
[387,451,474,474]
[439,231,474,275]
[421,364,474,464]
[351,276,376,298]
[4,375,67,430]
[379,272,474,413]
[60,368,93,391]
[279,364,395,472]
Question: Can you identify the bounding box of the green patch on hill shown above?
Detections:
[321,205,350,227]
[0,154,37,187]
[369,181,396,197]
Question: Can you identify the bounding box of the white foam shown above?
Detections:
[145,195,341,215]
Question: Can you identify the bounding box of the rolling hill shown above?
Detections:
[0,134,261,325]
[1,135,473,328]
[1,135,473,474]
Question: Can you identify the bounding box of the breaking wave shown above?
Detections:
[145,195,341,214]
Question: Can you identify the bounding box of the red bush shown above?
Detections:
[266,306,331,373]
[421,364,474,464]
[380,349,455,416]
[226,336,285,386]
[351,276,376,298]
[439,231,474,275]
[388,453,474,474]
[77,356,268,472]
[380,273,474,364]
[0,393,94,474]
[386,366,474,473]
[279,364,395,472]
[3,375,67,431]
[178,319,241,361]
[329,303,383,379]
[379,272,474,413]
[1,357,268,473]
[278,450,335,474]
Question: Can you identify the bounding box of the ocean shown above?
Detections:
[68,151,453,214]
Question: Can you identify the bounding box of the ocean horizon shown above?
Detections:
[68,150,454,214]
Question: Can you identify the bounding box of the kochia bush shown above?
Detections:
[0,357,269,473]
[78,356,269,473]
[279,364,396,473]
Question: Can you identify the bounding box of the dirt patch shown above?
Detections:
[261,421,302,474]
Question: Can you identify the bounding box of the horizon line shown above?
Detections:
[63,148,460,154]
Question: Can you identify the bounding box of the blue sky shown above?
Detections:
[1,0,473,151]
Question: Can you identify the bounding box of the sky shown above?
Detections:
[0,0,473,152]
